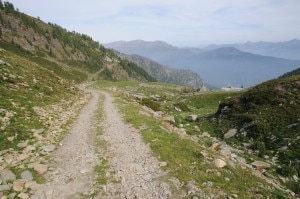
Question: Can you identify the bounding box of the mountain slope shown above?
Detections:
[0,3,154,82]
[106,40,300,88]
[280,67,300,78]
[214,75,300,194]
[117,53,205,89]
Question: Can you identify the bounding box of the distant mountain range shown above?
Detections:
[116,52,205,89]
[105,40,300,88]
[203,39,300,61]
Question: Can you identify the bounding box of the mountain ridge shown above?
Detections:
[105,40,300,88]
[117,52,205,89]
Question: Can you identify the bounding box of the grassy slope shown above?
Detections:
[0,44,83,150]
[215,75,300,194]
[93,81,290,198]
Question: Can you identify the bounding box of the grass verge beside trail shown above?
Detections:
[112,90,289,199]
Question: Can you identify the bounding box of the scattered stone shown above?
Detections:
[13,179,26,191]
[162,116,175,123]
[190,135,199,142]
[186,182,197,194]
[17,154,30,162]
[160,162,167,167]
[0,184,11,192]
[8,193,16,199]
[0,169,16,182]
[42,144,55,152]
[187,114,198,122]
[80,168,88,174]
[202,181,213,187]
[236,156,246,164]
[251,161,270,171]
[293,175,298,182]
[0,149,9,156]
[17,141,28,148]
[0,60,6,65]
[210,142,220,150]
[179,124,183,128]
[33,129,45,134]
[18,193,29,199]
[21,170,33,182]
[33,164,48,174]
[201,132,210,138]
[224,129,237,139]
[219,145,231,157]
[25,181,39,190]
[214,159,227,168]
[174,106,182,112]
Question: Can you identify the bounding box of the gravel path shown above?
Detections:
[32,90,101,199]
[100,92,172,198]
[31,90,174,199]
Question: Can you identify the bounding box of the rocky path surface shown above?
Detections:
[31,90,174,199]
[32,90,101,199]
[100,92,172,198]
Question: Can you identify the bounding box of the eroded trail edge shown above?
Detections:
[99,92,172,198]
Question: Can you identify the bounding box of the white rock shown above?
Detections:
[17,141,28,148]
[25,181,39,190]
[21,170,33,182]
[33,129,45,134]
[0,184,11,192]
[80,168,88,174]
[0,169,16,182]
[13,179,26,191]
[224,129,237,139]
[187,114,198,121]
[18,193,29,199]
[33,164,48,174]
[214,159,227,168]
[42,145,55,152]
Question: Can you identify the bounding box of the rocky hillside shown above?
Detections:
[117,53,205,89]
[0,2,154,82]
[214,75,300,194]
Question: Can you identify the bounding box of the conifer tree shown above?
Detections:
[0,0,3,9]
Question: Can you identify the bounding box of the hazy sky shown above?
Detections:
[5,0,300,46]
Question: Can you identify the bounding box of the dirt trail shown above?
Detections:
[32,90,101,198]
[100,92,172,198]
[31,90,174,199]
